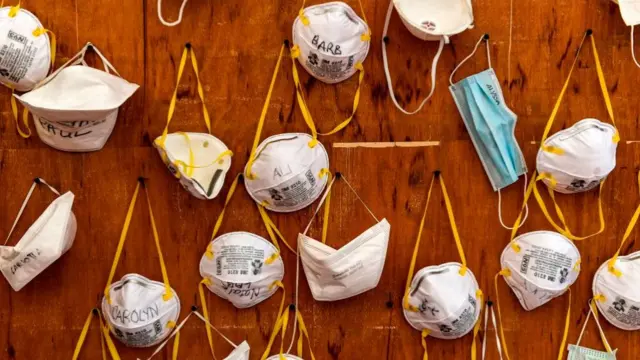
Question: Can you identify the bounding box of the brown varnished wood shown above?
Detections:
[2,0,640,359]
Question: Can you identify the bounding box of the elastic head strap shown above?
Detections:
[508,170,539,251]
[258,204,296,256]
[403,173,436,311]
[157,0,189,27]
[494,271,513,360]
[439,173,468,275]
[421,329,430,360]
[10,92,31,138]
[590,35,619,142]
[104,179,173,304]
[72,308,121,360]
[608,170,640,276]
[532,173,606,241]
[556,289,572,360]
[199,280,217,359]
[260,304,291,360]
[245,43,286,180]
[4,178,60,246]
[449,34,491,86]
[158,44,211,145]
[381,0,444,115]
[31,27,56,68]
[575,300,614,353]
[208,173,240,243]
[471,290,485,360]
[295,310,316,360]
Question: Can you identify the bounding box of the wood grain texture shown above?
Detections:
[1,0,640,359]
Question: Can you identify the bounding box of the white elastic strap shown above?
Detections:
[482,302,489,359]
[138,311,237,360]
[498,172,529,230]
[482,302,504,360]
[381,0,444,115]
[490,303,504,360]
[632,26,640,68]
[157,0,189,27]
[4,178,60,245]
[301,174,379,236]
[575,301,613,352]
[449,34,491,85]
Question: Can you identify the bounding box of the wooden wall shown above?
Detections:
[1,0,640,359]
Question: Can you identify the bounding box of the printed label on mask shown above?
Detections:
[8,248,41,275]
[605,296,640,327]
[113,319,163,347]
[434,295,478,338]
[304,50,354,82]
[332,260,364,281]
[216,244,265,276]
[267,170,320,208]
[519,244,573,285]
[0,30,38,83]
[37,118,106,139]
[565,178,601,192]
[221,282,261,300]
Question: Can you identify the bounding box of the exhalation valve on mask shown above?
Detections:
[101,179,180,348]
[382,0,474,114]
[15,42,139,152]
[154,43,233,200]
[403,171,484,359]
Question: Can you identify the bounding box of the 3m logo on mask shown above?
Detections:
[567,178,600,192]
[251,259,263,275]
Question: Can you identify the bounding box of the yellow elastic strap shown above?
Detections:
[533,174,606,241]
[260,303,290,360]
[439,173,468,275]
[104,181,141,304]
[590,35,619,142]
[10,93,31,138]
[144,185,174,301]
[32,28,56,68]
[403,173,436,312]
[590,299,614,353]
[557,289,571,360]
[158,45,211,146]
[72,309,121,360]
[320,169,332,244]
[245,43,285,180]
[172,330,180,360]
[290,50,365,138]
[295,310,317,360]
[541,145,565,155]
[471,290,484,360]
[608,170,640,276]
[258,203,295,255]
[8,3,19,17]
[494,271,513,360]
[209,173,240,243]
[199,280,217,359]
[421,329,430,360]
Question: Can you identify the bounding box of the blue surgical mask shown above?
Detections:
[567,300,617,360]
[449,34,528,229]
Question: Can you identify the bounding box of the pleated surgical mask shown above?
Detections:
[382,0,474,114]
[154,43,233,200]
[200,174,293,309]
[244,43,330,213]
[0,178,76,291]
[449,34,529,231]
[299,172,390,301]
[403,171,483,359]
[593,170,640,330]
[15,42,139,151]
[531,30,618,241]
[101,179,180,348]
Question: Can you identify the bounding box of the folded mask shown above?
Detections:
[101,179,180,348]
[15,42,139,152]
[382,0,474,114]
[0,4,53,91]
[244,133,329,213]
[299,173,390,301]
[500,231,580,311]
[0,178,76,291]
[154,44,232,200]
